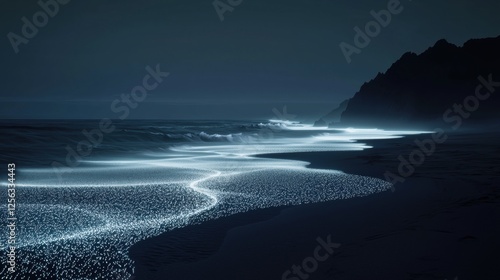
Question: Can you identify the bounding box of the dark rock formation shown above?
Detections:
[339,36,500,128]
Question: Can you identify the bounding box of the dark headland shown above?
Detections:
[317,36,500,129]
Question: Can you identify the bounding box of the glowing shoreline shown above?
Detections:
[0,126,429,279]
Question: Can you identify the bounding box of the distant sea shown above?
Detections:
[0,119,423,279]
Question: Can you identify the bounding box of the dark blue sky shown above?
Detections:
[1,0,499,120]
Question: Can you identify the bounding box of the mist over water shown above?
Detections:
[0,120,426,279]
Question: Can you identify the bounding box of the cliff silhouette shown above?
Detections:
[337,36,500,128]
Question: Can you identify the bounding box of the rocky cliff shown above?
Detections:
[339,36,500,128]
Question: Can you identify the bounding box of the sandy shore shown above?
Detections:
[130,131,500,280]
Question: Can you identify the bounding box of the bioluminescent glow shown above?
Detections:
[0,125,429,279]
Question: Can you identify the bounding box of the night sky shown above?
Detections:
[1,0,499,120]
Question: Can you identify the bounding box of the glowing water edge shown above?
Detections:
[0,121,427,279]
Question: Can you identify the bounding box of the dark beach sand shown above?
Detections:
[130,132,500,280]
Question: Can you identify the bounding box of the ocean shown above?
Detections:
[0,119,423,279]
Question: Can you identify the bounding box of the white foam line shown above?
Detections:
[185,170,221,215]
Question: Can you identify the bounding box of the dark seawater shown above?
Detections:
[0,119,312,166]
